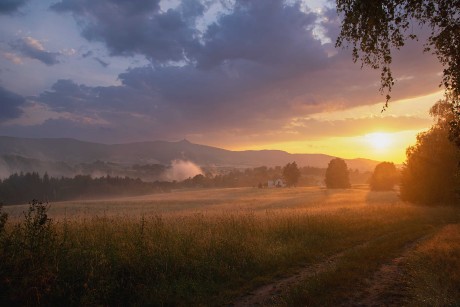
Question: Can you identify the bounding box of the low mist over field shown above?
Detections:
[2,186,395,219]
[164,160,203,181]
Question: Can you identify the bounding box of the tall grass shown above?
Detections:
[0,200,458,305]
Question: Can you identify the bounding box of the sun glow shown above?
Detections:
[366,132,392,150]
[234,129,424,163]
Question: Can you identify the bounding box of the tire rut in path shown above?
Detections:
[342,231,437,307]
[230,240,372,307]
[230,229,437,307]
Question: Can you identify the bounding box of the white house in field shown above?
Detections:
[267,179,286,188]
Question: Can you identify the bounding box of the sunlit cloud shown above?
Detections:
[10,36,61,66]
[3,52,23,64]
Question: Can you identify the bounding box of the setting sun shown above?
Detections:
[366,132,392,150]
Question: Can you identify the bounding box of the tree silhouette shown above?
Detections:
[370,162,398,191]
[325,158,350,189]
[282,162,301,187]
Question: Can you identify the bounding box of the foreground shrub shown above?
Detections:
[1,200,57,306]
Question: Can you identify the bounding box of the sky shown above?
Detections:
[0,0,444,163]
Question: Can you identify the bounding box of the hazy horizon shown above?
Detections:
[0,134,388,162]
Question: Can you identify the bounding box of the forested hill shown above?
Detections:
[0,136,379,171]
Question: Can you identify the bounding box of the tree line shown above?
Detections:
[183,164,369,189]
[0,173,173,205]
[0,164,373,205]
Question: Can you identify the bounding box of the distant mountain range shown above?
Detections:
[0,136,380,179]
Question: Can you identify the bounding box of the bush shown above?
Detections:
[1,199,57,306]
[21,199,54,256]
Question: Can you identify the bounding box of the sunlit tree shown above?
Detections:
[325,158,350,189]
[370,162,398,191]
[400,100,460,205]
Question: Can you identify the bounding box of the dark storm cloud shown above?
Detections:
[0,86,26,121]
[50,0,203,64]
[10,37,60,66]
[198,0,322,69]
[0,0,29,14]
[112,0,331,121]
[43,0,331,125]
[50,0,324,69]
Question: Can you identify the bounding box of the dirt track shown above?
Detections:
[343,234,433,307]
[231,231,437,306]
[232,250,346,306]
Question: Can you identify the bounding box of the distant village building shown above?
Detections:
[267,179,286,188]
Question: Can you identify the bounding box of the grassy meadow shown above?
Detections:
[1,187,459,306]
[3,185,398,219]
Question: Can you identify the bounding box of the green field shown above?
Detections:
[1,187,459,306]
